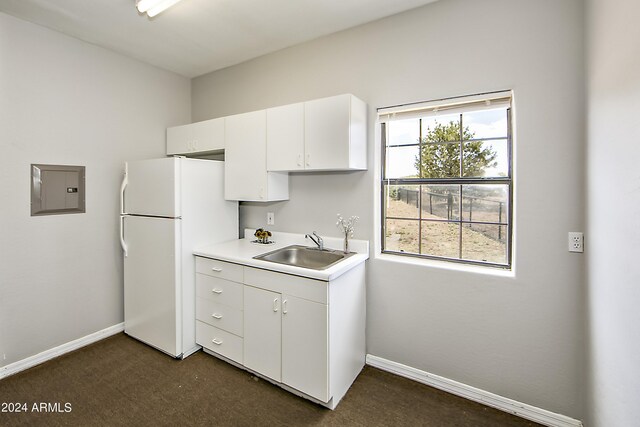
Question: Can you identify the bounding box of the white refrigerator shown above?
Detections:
[119,157,238,358]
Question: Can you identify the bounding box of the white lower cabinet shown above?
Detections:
[195,256,365,409]
[281,294,328,402]
[244,286,329,402]
[196,298,243,336]
[196,321,243,364]
[243,286,282,382]
[195,259,244,365]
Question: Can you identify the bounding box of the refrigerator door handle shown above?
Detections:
[120,167,129,257]
[120,215,128,257]
[120,166,128,215]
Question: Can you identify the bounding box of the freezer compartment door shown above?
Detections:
[124,157,180,217]
[124,215,181,357]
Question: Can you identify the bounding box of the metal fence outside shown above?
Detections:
[393,187,506,241]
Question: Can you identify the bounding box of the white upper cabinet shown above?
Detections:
[266,103,305,171]
[166,117,225,155]
[166,124,190,155]
[224,110,289,201]
[266,94,367,172]
[168,94,365,201]
[304,94,367,171]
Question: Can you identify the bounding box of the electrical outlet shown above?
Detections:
[267,212,275,225]
[568,232,584,253]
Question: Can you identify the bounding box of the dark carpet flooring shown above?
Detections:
[0,333,541,426]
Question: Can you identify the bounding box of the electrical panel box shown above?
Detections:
[31,164,85,216]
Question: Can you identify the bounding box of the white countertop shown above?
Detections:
[194,229,369,281]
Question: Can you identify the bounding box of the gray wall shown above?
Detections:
[586,0,640,425]
[193,0,585,419]
[0,13,190,366]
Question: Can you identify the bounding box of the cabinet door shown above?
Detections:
[166,124,191,155]
[243,286,282,382]
[304,94,351,170]
[282,294,329,402]
[224,110,268,200]
[266,103,304,171]
[192,117,225,152]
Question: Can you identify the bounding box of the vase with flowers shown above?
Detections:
[336,214,359,254]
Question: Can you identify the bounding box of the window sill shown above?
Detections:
[374,252,516,278]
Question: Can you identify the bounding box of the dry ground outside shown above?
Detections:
[385,198,507,264]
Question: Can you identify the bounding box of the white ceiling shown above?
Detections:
[0,0,439,78]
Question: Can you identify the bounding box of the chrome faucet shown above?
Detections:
[305,231,324,251]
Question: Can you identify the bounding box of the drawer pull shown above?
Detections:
[282,299,288,314]
[211,267,223,272]
[273,297,279,312]
[212,289,223,294]
[212,338,223,345]
[211,313,223,319]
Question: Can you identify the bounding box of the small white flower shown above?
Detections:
[336,213,359,237]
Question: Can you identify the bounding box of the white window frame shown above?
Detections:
[378,90,514,269]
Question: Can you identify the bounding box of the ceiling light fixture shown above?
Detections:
[136,0,183,18]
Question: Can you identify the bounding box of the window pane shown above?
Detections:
[461,224,508,264]
[385,185,420,219]
[385,145,419,179]
[385,219,420,254]
[415,143,461,178]
[421,113,461,142]
[462,139,508,178]
[461,184,508,223]
[421,221,460,259]
[421,184,460,221]
[463,108,508,140]
[387,118,420,146]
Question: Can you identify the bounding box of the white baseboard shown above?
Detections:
[0,323,125,380]
[366,355,583,427]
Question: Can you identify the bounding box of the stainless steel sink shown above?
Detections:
[253,245,354,270]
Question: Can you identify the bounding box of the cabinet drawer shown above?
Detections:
[196,257,243,283]
[244,267,328,304]
[196,321,243,365]
[196,274,243,309]
[196,297,243,337]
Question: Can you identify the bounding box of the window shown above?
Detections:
[380,91,513,268]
